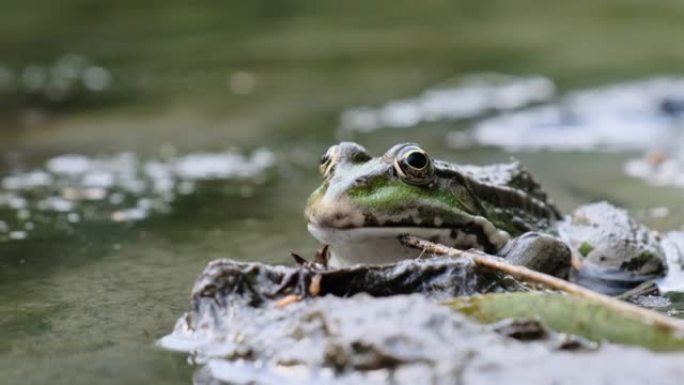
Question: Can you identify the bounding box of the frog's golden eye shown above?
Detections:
[394,147,434,185]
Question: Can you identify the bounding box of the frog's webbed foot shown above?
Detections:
[270,245,330,305]
[498,232,572,279]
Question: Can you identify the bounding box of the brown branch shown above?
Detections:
[400,235,684,335]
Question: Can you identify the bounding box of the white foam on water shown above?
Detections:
[338,73,555,133]
[624,149,684,188]
[657,232,684,295]
[462,77,684,152]
[46,154,93,175]
[0,148,275,242]
[173,148,275,180]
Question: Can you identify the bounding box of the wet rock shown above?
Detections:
[499,232,571,279]
[558,201,668,295]
[161,258,684,385]
[186,256,524,308]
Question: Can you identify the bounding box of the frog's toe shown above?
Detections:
[499,232,571,279]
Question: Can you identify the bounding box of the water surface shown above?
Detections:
[4,1,684,384]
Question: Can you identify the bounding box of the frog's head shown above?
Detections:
[305,142,510,266]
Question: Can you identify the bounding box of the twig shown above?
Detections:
[400,235,684,335]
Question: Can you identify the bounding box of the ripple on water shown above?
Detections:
[0,148,275,242]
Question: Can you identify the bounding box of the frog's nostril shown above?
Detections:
[355,177,369,187]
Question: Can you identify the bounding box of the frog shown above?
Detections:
[305,142,669,295]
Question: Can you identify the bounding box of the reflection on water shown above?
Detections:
[0,149,274,242]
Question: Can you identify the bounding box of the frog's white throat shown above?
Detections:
[307,223,495,268]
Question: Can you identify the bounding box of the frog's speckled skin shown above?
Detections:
[305,142,667,289]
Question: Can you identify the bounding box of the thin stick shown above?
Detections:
[400,235,684,334]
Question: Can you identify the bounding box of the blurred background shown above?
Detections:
[3,1,684,384]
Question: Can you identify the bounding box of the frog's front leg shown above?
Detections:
[497,232,572,279]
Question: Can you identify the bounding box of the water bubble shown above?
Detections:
[82,171,115,188]
[37,197,75,212]
[47,154,92,175]
[67,213,80,223]
[9,196,28,210]
[9,231,27,240]
[82,66,111,91]
[17,209,31,220]
[111,207,149,222]
[82,188,107,200]
[2,171,53,190]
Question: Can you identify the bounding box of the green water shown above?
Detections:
[3,1,684,384]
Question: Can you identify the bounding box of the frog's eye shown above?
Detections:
[394,147,434,185]
[405,151,429,170]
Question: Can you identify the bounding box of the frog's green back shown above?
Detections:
[434,160,562,235]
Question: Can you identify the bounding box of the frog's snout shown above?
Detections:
[305,195,365,229]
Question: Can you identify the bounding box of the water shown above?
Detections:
[5,1,684,384]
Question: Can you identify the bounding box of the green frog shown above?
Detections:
[305,142,668,294]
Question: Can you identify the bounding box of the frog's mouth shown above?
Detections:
[305,196,510,265]
[307,220,508,264]
[307,221,511,267]
[308,222,485,248]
